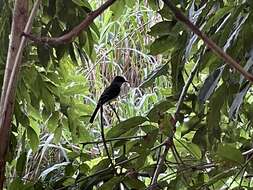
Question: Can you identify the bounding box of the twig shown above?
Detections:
[149,137,174,188]
[81,135,146,147]
[108,102,121,122]
[100,106,117,174]
[175,55,202,115]
[162,0,253,82]
[23,0,116,45]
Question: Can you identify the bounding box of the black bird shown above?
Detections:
[89,76,127,123]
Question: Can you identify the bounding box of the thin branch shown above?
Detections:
[175,54,202,116]
[149,137,174,188]
[23,0,116,45]
[162,0,253,82]
[81,135,146,146]
[108,103,121,122]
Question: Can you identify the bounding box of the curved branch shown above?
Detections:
[23,0,116,45]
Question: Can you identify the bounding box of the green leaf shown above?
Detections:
[106,116,148,138]
[206,84,226,145]
[48,111,59,132]
[187,143,202,160]
[140,64,169,88]
[72,0,92,9]
[41,88,55,112]
[110,0,125,19]
[149,21,174,37]
[149,35,176,55]
[63,178,75,186]
[229,83,250,119]
[217,144,244,164]
[147,100,173,122]
[198,66,224,103]
[53,124,62,144]
[158,4,173,20]
[16,152,27,177]
[98,176,122,190]
[91,158,111,174]
[125,0,135,8]
[123,176,146,189]
[8,178,24,190]
[27,126,39,152]
[148,0,159,10]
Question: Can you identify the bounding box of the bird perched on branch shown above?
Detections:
[89,76,128,123]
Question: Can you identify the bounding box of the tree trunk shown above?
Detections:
[0,0,28,189]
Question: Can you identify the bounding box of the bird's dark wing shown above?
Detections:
[98,84,121,105]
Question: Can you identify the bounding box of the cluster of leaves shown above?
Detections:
[1,0,253,189]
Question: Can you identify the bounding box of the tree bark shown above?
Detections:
[0,0,28,188]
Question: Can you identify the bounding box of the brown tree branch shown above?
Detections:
[0,0,40,188]
[23,0,116,46]
[162,0,253,82]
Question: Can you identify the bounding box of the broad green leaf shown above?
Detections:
[149,35,176,55]
[148,0,159,10]
[149,21,174,37]
[63,178,75,186]
[203,7,233,32]
[72,0,92,9]
[48,111,59,132]
[125,0,135,8]
[53,124,62,144]
[106,116,148,138]
[123,176,146,189]
[217,144,244,164]
[176,140,202,160]
[16,152,27,177]
[91,158,111,174]
[229,83,250,119]
[158,4,173,20]
[8,178,24,190]
[140,64,169,88]
[27,126,39,152]
[98,176,122,190]
[110,0,125,19]
[41,88,55,112]
[187,142,202,160]
[147,100,173,122]
[198,65,224,103]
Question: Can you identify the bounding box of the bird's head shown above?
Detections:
[112,76,128,85]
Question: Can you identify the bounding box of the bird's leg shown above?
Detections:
[108,102,120,122]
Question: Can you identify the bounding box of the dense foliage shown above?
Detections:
[1,0,253,189]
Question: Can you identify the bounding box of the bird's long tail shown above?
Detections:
[89,105,100,123]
